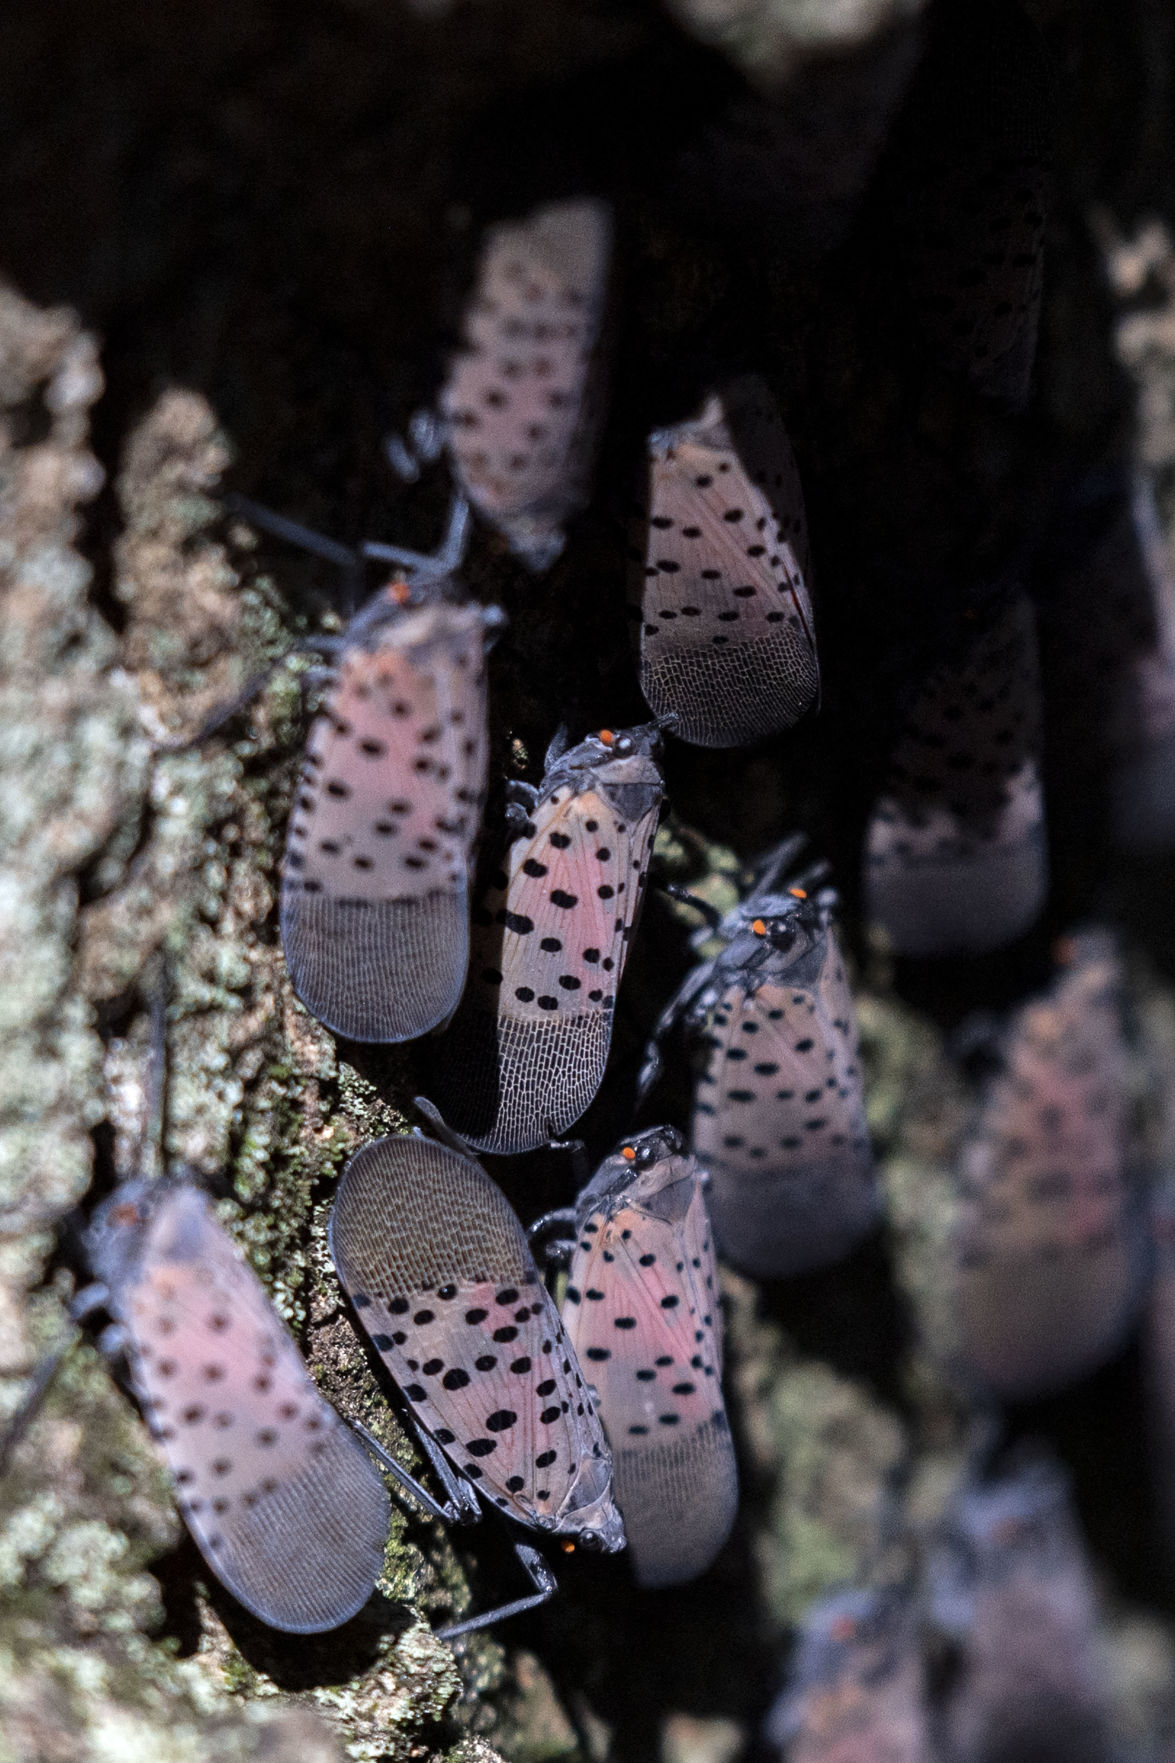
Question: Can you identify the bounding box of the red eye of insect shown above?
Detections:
[597,729,615,746]
[751,918,767,936]
[110,1203,142,1227]
[389,580,412,606]
[829,1615,857,1643]
[561,1539,577,1554]
[789,887,807,900]
[621,1145,636,1162]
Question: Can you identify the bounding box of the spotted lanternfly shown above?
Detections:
[74,1178,391,1633]
[952,930,1146,1401]
[928,1457,1111,1763]
[281,545,500,1043]
[553,1127,737,1588]
[1037,474,1175,851]
[328,1130,625,1596]
[763,1586,930,1763]
[627,376,818,747]
[641,840,876,1279]
[441,197,613,572]
[863,595,1048,957]
[429,723,666,1154]
[884,0,1051,408]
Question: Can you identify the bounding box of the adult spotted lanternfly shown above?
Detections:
[951,930,1146,1400]
[439,197,613,572]
[928,1456,1112,1763]
[763,1585,930,1763]
[641,839,877,1279]
[535,1127,738,1588]
[430,723,666,1153]
[72,1181,391,1632]
[0,1002,391,1634]
[628,376,818,747]
[229,493,502,1043]
[328,1116,625,1637]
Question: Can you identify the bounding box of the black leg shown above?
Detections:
[436,1541,558,1641]
[348,1417,476,1524]
[0,1327,80,1478]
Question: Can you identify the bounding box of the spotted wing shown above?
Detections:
[631,380,817,747]
[281,603,490,1040]
[432,775,662,1152]
[442,199,611,568]
[563,1162,736,1587]
[117,1186,389,1634]
[953,936,1144,1398]
[691,946,876,1279]
[864,595,1048,957]
[328,1135,623,1547]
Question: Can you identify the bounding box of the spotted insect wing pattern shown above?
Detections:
[560,1129,737,1588]
[863,594,1048,956]
[687,872,877,1280]
[441,198,612,571]
[430,726,665,1153]
[328,1133,625,1549]
[952,930,1145,1401]
[628,376,818,747]
[87,1180,390,1633]
[929,1459,1111,1763]
[764,1587,930,1763]
[281,593,492,1043]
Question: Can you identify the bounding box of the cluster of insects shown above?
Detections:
[11,20,1175,1747]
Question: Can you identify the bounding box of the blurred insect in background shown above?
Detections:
[224,492,503,1043]
[640,838,877,1280]
[1142,1170,1175,1563]
[430,723,665,1153]
[533,1126,738,1588]
[862,595,1048,958]
[627,375,818,747]
[402,197,613,573]
[0,988,391,1634]
[328,1109,625,1637]
[927,1454,1113,1763]
[763,1584,931,1762]
[951,929,1146,1401]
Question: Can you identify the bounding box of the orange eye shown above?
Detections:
[597,729,615,746]
[621,1145,636,1161]
[390,580,412,606]
[789,887,807,900]
[561,1540,576,1555]
[751,918,767,936]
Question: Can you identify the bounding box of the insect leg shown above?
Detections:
[224,493,360,572]
[361,491,471,582]
[383,410,446,483]
[411,1097,483,1163]
[636,959,717,1103]
[0,1323,81,1477]
[436,1541,558,1640]
[348,1418,474,1524]
[161,639,341,752]
[528,1206,579,1268]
